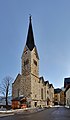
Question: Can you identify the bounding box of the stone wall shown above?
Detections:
[20,45,31,96]
[12,45,54,108]
[49,86,54,106]
[12,74,21,99]
[31,47,39,77]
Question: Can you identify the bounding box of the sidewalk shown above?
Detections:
[0,107,45,117]
[14,107,45,115]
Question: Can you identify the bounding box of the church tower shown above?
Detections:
[12,16,54,108]
[20,16,39,107]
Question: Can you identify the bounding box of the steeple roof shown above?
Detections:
[26,16,35,51]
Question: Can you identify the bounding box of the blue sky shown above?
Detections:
[0,0,70,88]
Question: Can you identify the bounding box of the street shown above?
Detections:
[0,107,70,120]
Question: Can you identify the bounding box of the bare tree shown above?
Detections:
[0,76,13,109]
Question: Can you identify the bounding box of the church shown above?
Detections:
[12,16,54,108]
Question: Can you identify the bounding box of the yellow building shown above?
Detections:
[54,88,61,105]
[60,90,64,105]
[54,88,64,105]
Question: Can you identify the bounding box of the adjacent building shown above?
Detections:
[64,78,70,106]
[54,88,65,105]
[12,16,54,108]
[60,90,65,105]
[54,88,61,105]
[65,85,70,107]
[64,77,70,88]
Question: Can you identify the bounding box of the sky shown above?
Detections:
[0,0,70,88]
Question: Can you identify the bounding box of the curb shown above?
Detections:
[14,108,46,115]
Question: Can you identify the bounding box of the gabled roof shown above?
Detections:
[49,84,53,88]
[39,76,45,84]
[12,74,21,84]
[44,81,49,85]
[26,16,35,51]
[39,76,44,81]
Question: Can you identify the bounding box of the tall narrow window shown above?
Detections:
[24,59,29,66]
[33,59,37,66]
[41,88,43,99]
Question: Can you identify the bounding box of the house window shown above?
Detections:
[33,59,37,66]
[24,59,29,66]
[41,88,43,99]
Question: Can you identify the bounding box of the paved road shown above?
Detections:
[0,107,70,120]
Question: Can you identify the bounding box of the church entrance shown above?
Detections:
[47,98,50,106]
[34,102,37,107]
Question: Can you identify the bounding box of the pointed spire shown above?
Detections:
[26,15,35,51]
[29,15,31,23]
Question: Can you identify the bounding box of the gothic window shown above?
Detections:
[47,91,49,94]
[24,59,29,66]
[33,59,37,66]
[41,88,43,99]
[34,102,37,107]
